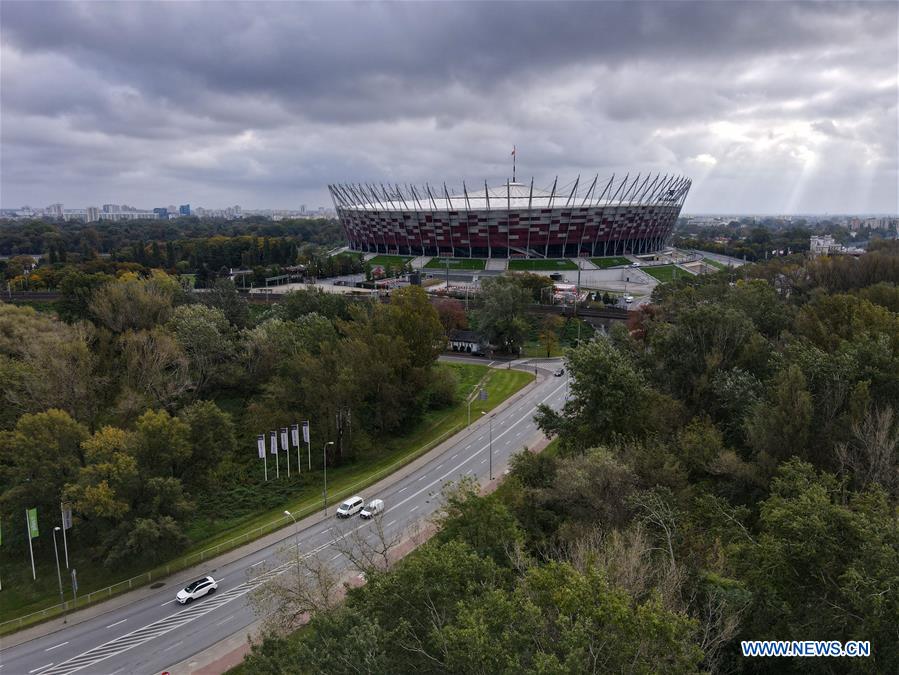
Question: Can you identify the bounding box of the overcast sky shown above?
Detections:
[2,1,897,214]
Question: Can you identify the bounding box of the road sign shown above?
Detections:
[479,388,488,401]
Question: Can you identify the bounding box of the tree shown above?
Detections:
[199,278,250,328]
[179,401,237,487]
[536,337,651,450]
[130,409,192,478]
[744,364,813,469]
[433,297,467,333]
[167,304,233,393]
[0,410,89,521]
[117,328,192,415]
[474,276,531,354]
[737,460,899,669]
[89,271,179,332]
[539,314,564,357]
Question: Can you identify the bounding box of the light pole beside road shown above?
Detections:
[322,441,335,514]
[52,527,66,623]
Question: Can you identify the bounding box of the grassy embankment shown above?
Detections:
[423,258,486,270]
[508,259,578,271]
[589,256,631,269]
[0,364,533,633]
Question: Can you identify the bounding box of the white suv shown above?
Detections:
[176,576,217,604]
[336,496,365,518]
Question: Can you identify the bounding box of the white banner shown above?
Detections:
[257,434,265,459]
[290,423,300,447]
[280,427,289,450]
[269,431,278,455]
[61,505,73,530]
[302,421,310,444]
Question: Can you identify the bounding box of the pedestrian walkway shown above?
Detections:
[410,256,431,269]
[485,258,507,271]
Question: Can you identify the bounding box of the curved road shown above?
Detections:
[0,360,567,675]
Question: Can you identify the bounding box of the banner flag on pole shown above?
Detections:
[269,431,278,454]
[256,434,266,459]
[290,423,300,447]
[280,427,289,451]
[62,505,73,530]
[27,508,39,539]
[302,421,310,444]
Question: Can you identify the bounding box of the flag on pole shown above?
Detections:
[290,423,300,447]
[280,427,289,451]
[302,421,310,444]
[269,431,278,454]
[62,505,73,530]
[511,146,516,156]
[257,434,266,459]
[27,508,39,539]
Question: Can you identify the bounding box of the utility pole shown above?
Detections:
[322,441,334,514]
[52,527,66,623]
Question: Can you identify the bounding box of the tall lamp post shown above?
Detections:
[481,412,494,480]
[52,527,67,624]
[322,441,335,514]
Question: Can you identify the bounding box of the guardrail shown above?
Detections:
[0,372,537,636]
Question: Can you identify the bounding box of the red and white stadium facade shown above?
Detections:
[329,173,691,259]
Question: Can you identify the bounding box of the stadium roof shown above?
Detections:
[330,174,691,212]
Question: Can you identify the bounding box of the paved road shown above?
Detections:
[0,361,568,675]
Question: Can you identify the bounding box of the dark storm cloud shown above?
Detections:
[1,1,896,213]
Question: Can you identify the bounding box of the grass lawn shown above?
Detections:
[589,256,631,269]
[367,255,413,267]
[643,265,687,283]
[0,364,532,633]
[423,258,486,270]
[703,258,727,271]
[508,259,578,271]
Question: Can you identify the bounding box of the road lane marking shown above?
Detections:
[451,454,458,459]
[105,619,127,629]
[465,444,472,450]
[386,520,396,528]
[163,641,183,652]
[160,601,173,607]
[46,643,69,652]
[436,464,443,470]
[29,664,53,674]
[216,615,235,626]
[330,553,341,561]
[481,458,487,464]
[418,475,426,481]
[410,505,419,512]
[249,561,264,568]
[398,487,407,492]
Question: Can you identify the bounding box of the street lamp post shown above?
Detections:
[52,527,66,623]
[322,441,335,514]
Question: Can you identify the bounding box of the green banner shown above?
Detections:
[27,508,39,539]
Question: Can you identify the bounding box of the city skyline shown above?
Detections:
[2,1,897,214]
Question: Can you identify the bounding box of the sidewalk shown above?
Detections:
[3,364,543,651]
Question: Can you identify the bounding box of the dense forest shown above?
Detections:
[0,217,353,288]
[0,279,452,576]
[243,244,899,674]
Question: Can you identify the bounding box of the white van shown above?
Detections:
[336,496,364,518]
[360,499,384,519]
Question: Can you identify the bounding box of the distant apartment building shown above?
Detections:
[102,204,121,213]
[46,203,64,218]
[86,206,100,222]
[98,210,156,221]
[153,207,169,220]
[179,204,191,216]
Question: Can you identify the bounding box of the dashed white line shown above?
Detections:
[45,642,69,652]
[481,458,487,464]
[160,601,173,607]
[249,560,264,568]
[436,463,443,470]
[216,615,235,626]
[451,453,458,459]
[330,553,341,561]
[398,487,407,493]
[386,520,396,528]
[410,505,419,513]
[418,475,427,481]
[465,444,472,450]
[29,665,53,674]
[163,640,183,652]
[105,619,127,629]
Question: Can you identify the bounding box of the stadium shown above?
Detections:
[329,173,691,259]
